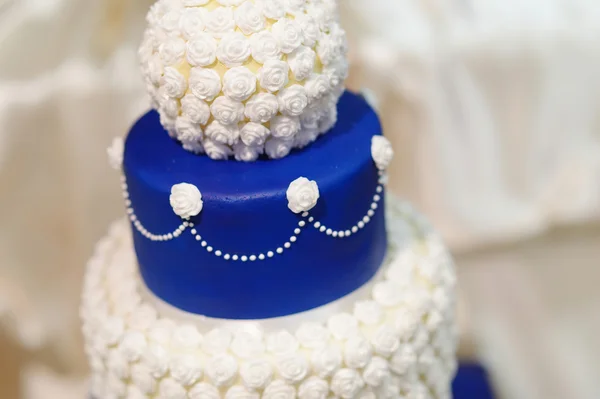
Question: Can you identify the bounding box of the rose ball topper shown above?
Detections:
[139,0,349,161]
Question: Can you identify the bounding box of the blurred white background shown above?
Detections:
[0,0,599,398]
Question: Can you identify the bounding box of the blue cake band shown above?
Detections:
[123,91,388,319]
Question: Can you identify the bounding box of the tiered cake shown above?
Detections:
[81,0,458,398]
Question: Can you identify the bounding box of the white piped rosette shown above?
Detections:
[140,0,348,161]
[82,197,458,399]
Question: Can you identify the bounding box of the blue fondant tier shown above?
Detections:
[124,91,387,319]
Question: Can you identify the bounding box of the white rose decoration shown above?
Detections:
[187,33,217,67]
[272,18,303,54]
[296,14,320,47]
[371,136,394,170]
[180,8,205,39]
[119,331,147,362]
[288,46,316,81]
[141,344,169,378]
[210,96,245,125]
[328,313,359,340]
[158,378,187,399]
[181,94,210,125]
[240,122,270,146]
[293,127,319,149]
[162,67,187,98]
[277,354,309,383]
[258,60,289,93]
[231,330,266,359]
[234,1,265,35]
[296,322,330,349]
[159,10,181,33]
[204,138,234,160]
[311,346,342,378]
[217,32,251,67]
[265,137,293,159]
[240,360,273,390]
[362,357,390,387]
[278,84,308,116]
[344,335,372,369]
[371,325,400,358]
[234,142,263,162]
[225,385,260,399]
[159,37,186,65]
[250,31,281,64]
[353,300,383,326]
[107,349,129,379]
[172,324,203,350]
[286,177,320,214]
[266,330,299,357]
[175,116,203,143]
[271,115,301,139]
[284,0,305,15]
[189,67,222,101]
[203,328,232,355]
[300,102,323,129]
[305,74,331,100]
[389,346,417,376]
[373,281,402,307]
[331,369,365,399]
[256,0,285,19]
[223,66,257,101]
[170,354,203,386]
[170,183,203,219]
[205,120,240,146]
[298,376,329,399]
[205,6,235,38]
[263,381,296,399]
[189,383,220,399]
[207,354,238,387]
[245,93,279,123]
[107,137,124,170]
[147,53,163,85]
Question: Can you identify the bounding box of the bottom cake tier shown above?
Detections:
[81,197,458,399]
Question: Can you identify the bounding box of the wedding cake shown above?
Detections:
[81,0,458,398]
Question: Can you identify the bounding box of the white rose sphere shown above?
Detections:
[141,0,347,160]
[286,177,320,214]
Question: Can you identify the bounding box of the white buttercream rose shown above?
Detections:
[210,96,245,125]
[234,1,265,35]
[371,325,400,357]
[159,37,186,65]
[234,142,263,162]
[305,74,331,100]
[277,354,309,383]
[107,349,129,379]
[284,0,305,16]
[181,94,210,125]
[300,102,323,129]
[189,67,222,101]
[107,137,124,170]
[119,331,147,362]
[240,360,273,390]
[203,328,233,355]
[293,127,319,148]
[170,354,203,386]
[371,136,394,170]
[141,343,169,378]
[172,324,203,350]
[240,122,270,146]
[158,88,180,118]
[344,336,372,369]
[189,383,220,399]
[245,93,279,123]
[205,6,235,38]
[258,60,289,92]
[353,300,383,326]
[205,120,240,146]
[162,67,187,98]
[263,380,296,399]
[296,14,320,47]
[186,33,217,66]
[362,357,390,387]
[328,313,359,340]
[278,84,308,116]
[130,363,156,394]
[256,0,285,19]
[204,138,234,160]
[180,8,205,39]
[288,46,316,81]
[389,346,417,376]
[207,354,238,387]
[231,330,266,359]
[225,385,260,399]
[181,136,205,154]
[223,66,257,101]
[175,116,203,143]
[318,103,337,133]
[266,330,299,357]
[170,183,203,219]
[250,31,281,64]
[286,177,319,213]
[272,18,303,54]
[147,53,164,85]
[298,376,329,399]
[158,378,187,399]
[331,369,365,399]
[265,137,293,159]
[217,31,251,67]
[271,115,301,139]
[373,281,402,307]
[296,322,330,349]
[160,10,182,33]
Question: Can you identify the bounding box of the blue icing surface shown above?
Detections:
[124,91,388,319]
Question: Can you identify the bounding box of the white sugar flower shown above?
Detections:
[258,60,289,92]
[223,66,257,101]
[296,322,330,349]
[207,354,238,387]
[266,330,299,357]
[271,115,301,139]
[265,137,293,159]
[107,137,124,170]
[287,177,319,213]
[331,369,365,399]
[231,330,266,359]
[284,0,306,16]
[210,96,245,125]
[189,383,220,399]
[240,122,270,146]
[159,37,186,65]
[293,127,319,148]
[225,386,259,399]
[373,280,402,307]
[162,67,187,98]
[180,8,205,39]
[288,46,316,81]
[311,346,342,378]
[158,88,180,118]
[278,85,308,116]
[245,93,279,123]
[235,1,265,35]
[272,18,303,54]
[130,363,156,394]
[371,325,400,357]
[159,10,182,33]
[277,354,309,383]
[305,74,331,100]
[204,6,235,38]
[217,31,251,67]
[240,360,273,390]
[172,324,203,350]
[256,0,285,19]
[189,67,222,101]
[344,335,372,369]
[296,14,320,47]
[234,143,263,162]
[170,183,203,219]
[186,33,217,67]
[204,138,234,160]
[205,120,240,146]
[371,136,394,170]
[181,94,211,125]
[202,328,232,355]
[147,53,164,85]
[300,102,324,129]
[158,378,186,399]
[328,313,358,340]
[170,354,203,386]
[362,357,390,387]
[353,300,383,326]
[175,116,203,144]
[119,331,147,362]
[298,376,329,399]
[250,31,281,64]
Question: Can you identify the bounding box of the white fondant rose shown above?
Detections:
[298,376,329,399]
[300,102,323,129]
[240,360,273,390]
[316,34,340,66]
[272,18,303,54]
[258,60,289,93]
[288,46,316,81]
[278,84,308,116]
[266,330,299,357]
[130,363,156,394]
[189,383,220,399]
[170,183,203,219]
[362,357,390,387]
[162,67,187,98]
[217,32,251,67]
[324,57,349,88]
[189,67,222,101]
[207,354,238,387]
[203,328,232,355]
[181,94,211,125]
[328,313,358,340]
[250,31,281,64]
[170,354,203,386]
[311,346,342,378]
[181,136,205,154]
[119,331,147,362]
[305,74,331,100]
[141,343,169,378]
[225,386,260,399]
[371,136,394,171]
[175,116,203,143]
[344,336,372,369]
[286,177,319,213]
[205,6,235,38]
[234,142,263,162]
[240,122,270,146]
[231,330,266,359]
[373,281,403,308]
[293,127,319,148]
[389,346,417,375]
[371,325,400,357]
[160,10,182,33]
[331,369,365,399]
[245,93,279,123]
[234,1,265,35]
[265,137,293,159]
[107,137,124,170]
[204,138,234,160]
[180,8,205,39]
[158,89,181,118]
[172,324,203,350]
[159,378,187,399]
[256,0,285,19]
[186,33,217,67]
[353,300,383,326]
[205,120,240,146]
[223,66,257,101]
[210,96,245,125]
[296,14,320,47]
[296,322,330,349]
[159,37,186,65]
[277,354,309,383]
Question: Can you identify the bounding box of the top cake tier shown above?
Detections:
[139,0,348,161]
